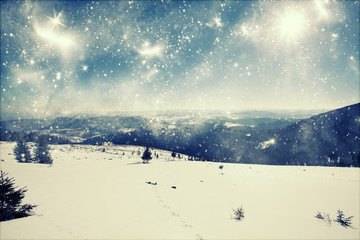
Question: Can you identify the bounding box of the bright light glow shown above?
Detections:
[46,11,65,31]
[34,24,76,56]
[56,72,61,80]
[257,138,276,149]
[274,8,308,44]
[214,17,223,28]
[314,0,329,19]
[240,24,249,37]
[81,65,89,72]
[137,44,164,58]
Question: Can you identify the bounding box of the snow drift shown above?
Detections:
[0,142,359,239]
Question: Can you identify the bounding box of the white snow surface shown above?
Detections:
[0,141,359,239]
[257,139,276,149]
[223,122,255,128]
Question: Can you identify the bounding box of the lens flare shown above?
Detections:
[276,10,307,43]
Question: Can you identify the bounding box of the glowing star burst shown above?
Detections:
[275,8,308,44]
[46,11,65,31]
[81,65,89,72]
[34,10,75,58]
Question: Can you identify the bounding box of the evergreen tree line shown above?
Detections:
[14,134,52,164]
[1,130,70,144]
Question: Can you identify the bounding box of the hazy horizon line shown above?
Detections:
[1,102,359,121]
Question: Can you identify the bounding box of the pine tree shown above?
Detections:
[334,209,353,228]
[34,135,53,164]
[141,146,152,163]
[14,135,32,163]
[0,171,37,221]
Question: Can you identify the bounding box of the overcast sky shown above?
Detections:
[1,0,359,117]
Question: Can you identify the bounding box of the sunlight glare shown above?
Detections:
[275,9,307,44]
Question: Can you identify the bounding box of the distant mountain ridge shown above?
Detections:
[244,103,360,166]
[1,104,359,167]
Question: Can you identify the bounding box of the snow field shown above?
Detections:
[0,141,359,239]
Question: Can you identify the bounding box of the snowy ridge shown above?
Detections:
[2,103,359,166]
[1,141,359,239]
[256,138,276,149]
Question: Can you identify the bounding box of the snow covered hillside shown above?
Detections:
[1,141,359,239]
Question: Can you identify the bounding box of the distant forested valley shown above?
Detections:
[1,103,359,167]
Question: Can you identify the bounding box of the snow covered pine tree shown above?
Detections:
[34,135,53,164]
[141,146,152,163]
[14,134,32,163]
[0,171,37,221]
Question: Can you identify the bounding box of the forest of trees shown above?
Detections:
[14,134,52,164]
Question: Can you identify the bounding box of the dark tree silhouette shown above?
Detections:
[0,171,37,221]
[141,146,152,163]
[34,135,53,164]
[14,135,32,163]
[232,206,245,221]
[334,209,353,228]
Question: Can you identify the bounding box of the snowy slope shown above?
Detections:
[0,141,359,239]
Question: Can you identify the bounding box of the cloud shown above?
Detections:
[136,43,164,59]
[1,0,358,117]
[34,24,77,58]
[206,16,224,28]
[14,70,44,85]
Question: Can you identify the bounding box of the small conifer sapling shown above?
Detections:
[142,146,152,164]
